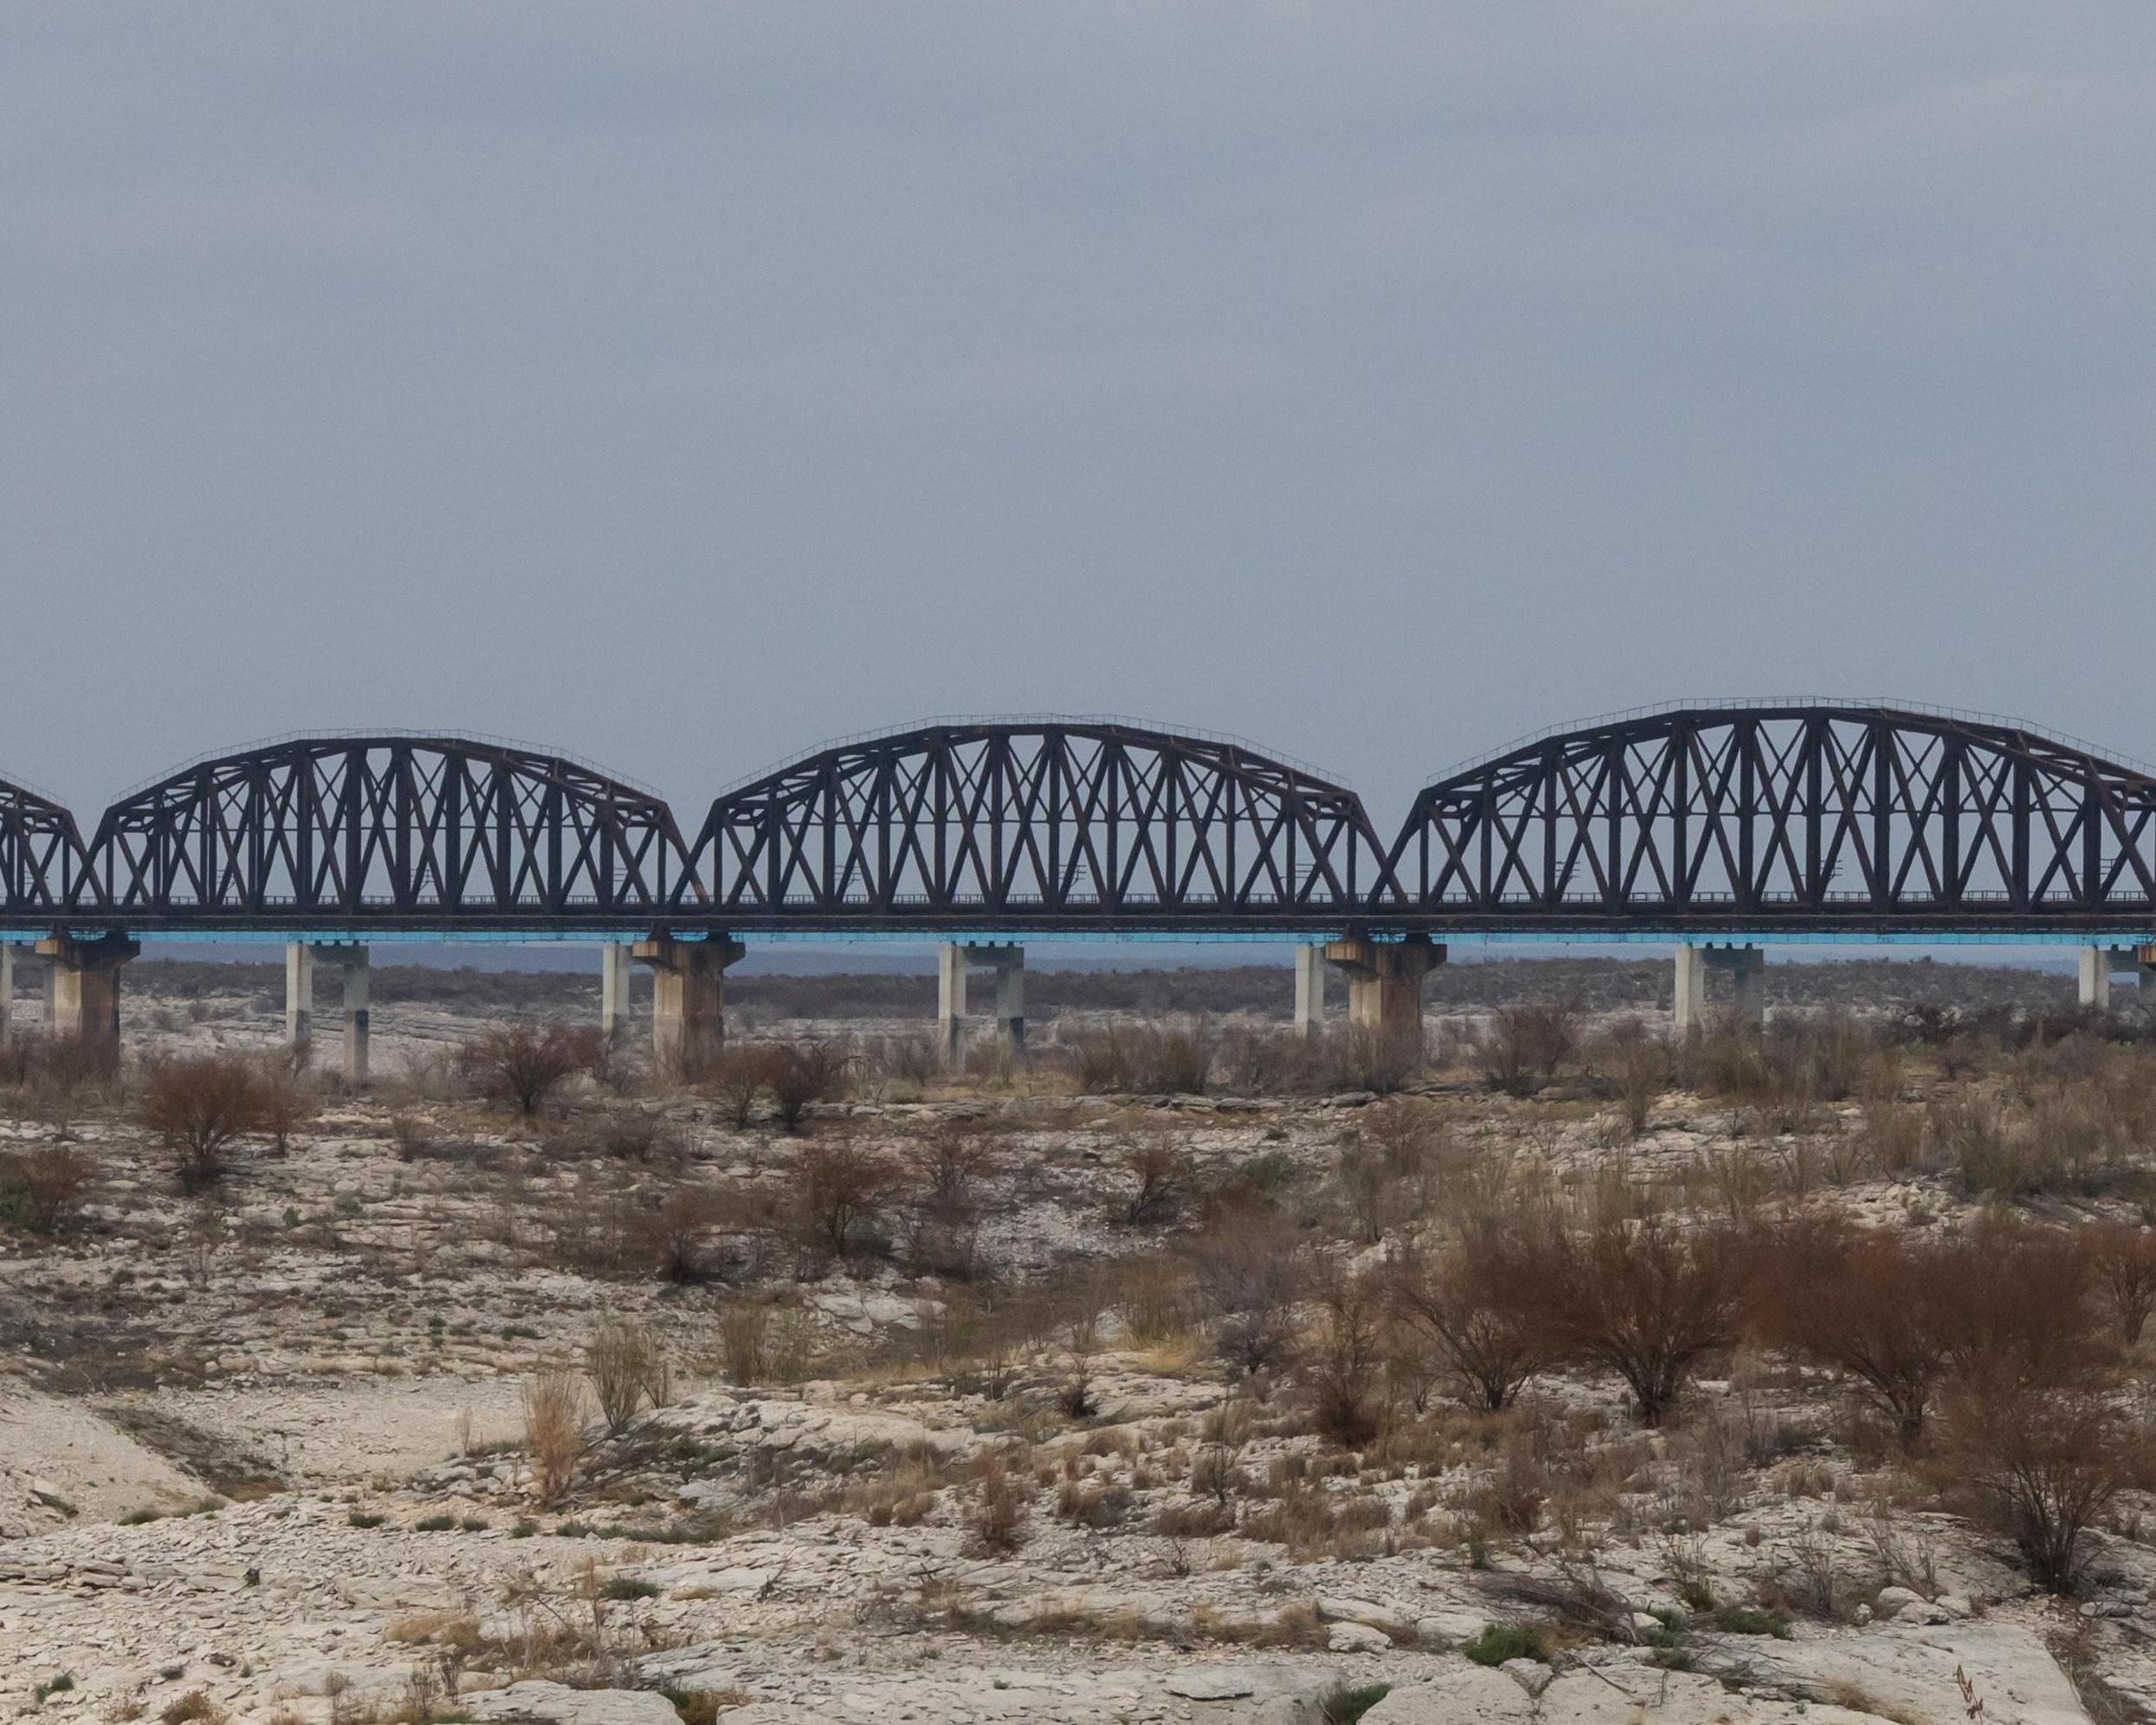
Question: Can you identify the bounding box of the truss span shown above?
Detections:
[689,720,1384,929]
[1386,704,2156,932]
[0,777,92,916]
[79,736,699,928]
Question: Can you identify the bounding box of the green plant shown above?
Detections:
[1322,1684,1392,1724]
[346,1510,385,1528]
[414,1513,457,1532]
[1463,1623,1545,1666]
[34,1673,75,1703]
[1710,1605,1791,1638]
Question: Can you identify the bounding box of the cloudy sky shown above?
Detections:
[3,3,2152,833]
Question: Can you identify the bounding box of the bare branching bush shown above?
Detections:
[868,1031,942,1092]
[1390,1226,1550,1413]
[1930,1371,2137,1592]
[138,1053,273,1193]
[522,1371,587,1505]
[787,1133,899,1262]
[704,1045,772,1128]
[965,1454,1034,1555]
[1478,1002,1581,1097]
[1116,1129,1189,1227]
[1299,1264,1386,1446]
[636,1181,741,1285]
[2089,1224,2156,1345]
[1193,1208,1300,1379]
[768,1039,850,1132]
[1601,1031,1669,1138]
[0,1143,96,1234]
[1753,1220,1958,1452]
[1067,1022,1214,1094]
[1526,1216,1753,1428]
[460,1024,604,1117]
[906,1121,998,1278]
[584,1315,669,1436]
[1324,1025,1419,1095]
[715,1298,819,1386]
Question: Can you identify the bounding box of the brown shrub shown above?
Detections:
[1390,1225,1550,1413]
[521,1371,586,1505]
[1116,1130,1189,1227]
[1299,1265,1386,1447]
[1525,1216,1753,1428]
[1192,1207,1301,1378]
[702,1045,773,1128]
[2089,1223,2156,1345]
[905,1122,998,1278]
[583,1315,668,1436]
[1752,1220,1957,1452]
[768,1039,850,1131]
[460,1024,603,1116]
[965,1454,1034,1554]
[786,1133,899,1261]
[138,1053,273,1192]
[1067,1023,1213,1094]
[2,1143,95,1234]
[636,1180,739,1285]
[1478,1002,1581,1097]
[1929,1372,2136,1592]
[1323,1025,1418,1095]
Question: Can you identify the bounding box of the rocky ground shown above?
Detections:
[3,972,2153,1725]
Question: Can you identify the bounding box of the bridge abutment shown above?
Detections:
[1673,942,1766,1032]
[636,933,745,1069]
[601,942,635,1044]
[37,930,136,1051]
[938,942,1025,1061]
[1293,943,1327,1037]
[1323,934,1441,1040]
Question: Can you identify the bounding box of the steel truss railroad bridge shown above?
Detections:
[4,703,2153,1073]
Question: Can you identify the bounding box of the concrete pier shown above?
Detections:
[285,942,316,1047]
[937,942,1025,1059]
[1292,943,1326,1037]
[1672,942,1766,1032]
[1322,934,1443,1039]
[36,930,137,1050]
[2078,945,2149,1012]
[634,932,745,1069]
[0,943,12,1043]
[286,942,371,1081]
[324,943,371,1085]
[601,942,634,1043]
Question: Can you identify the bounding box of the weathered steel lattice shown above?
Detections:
[0,778,92,917]
[689,720,1384,929]
[78,737,698,928]
[1385,705,2156,932]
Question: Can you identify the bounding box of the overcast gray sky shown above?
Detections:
[4,3,2152,834]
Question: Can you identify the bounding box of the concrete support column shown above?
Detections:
[634,932,745,1069]
[36,931,137,1051]
[936,942,969,1062]
[1676,943,1766,1031]
[1292,943,1326,1037]
[1729,950,1766,1030]
[284,941,317,1049]
[320,943,371,1086]
[1323,934,1443,1040]
[2080,946,2113,1012]
[600,942,634,1044]
[0,942,13,1044]
[985,944,1025,1049]
[1672,943,1709,1033]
